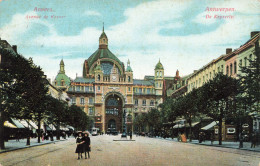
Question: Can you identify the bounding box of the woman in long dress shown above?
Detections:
[83,132,91,159]
[75,133,84,160]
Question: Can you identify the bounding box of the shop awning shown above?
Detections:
[60,126,69,131]
[28,120,38,129]
[43,122,52,131]
[173,122,200,129]
[19,120,30,128]
[201,121,219,130]
[173,123,185,129]
[185,122,200,128]
[11,118,25,128]
[4,121,17,128]
[67,125,74,130]
[48,124,56,130]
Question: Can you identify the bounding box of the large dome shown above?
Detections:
[87,48,124,73]
[55,73,70,86]
[83,28,125,77]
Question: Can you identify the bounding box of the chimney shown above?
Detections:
[251,31,260,38]
[193,70,198,73]
[12,45,17,53]
[226,48,232,54]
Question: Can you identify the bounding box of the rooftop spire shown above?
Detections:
[99,22,108,49]
[59,59,65,74]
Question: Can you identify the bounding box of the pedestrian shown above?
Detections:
[199,132,203,143]
[16,131,20,142]
[82,132,91,159]
[239,133,243,148]
[251,132,256,148]
[130,131,132,140]
[75,132,85,160]
[210,132,214,145]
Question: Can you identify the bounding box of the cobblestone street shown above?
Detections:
[1,135,259,166]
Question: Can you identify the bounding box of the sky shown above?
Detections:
[0,0,259,81]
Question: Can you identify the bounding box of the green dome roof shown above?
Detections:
[126,59,133,72]
[55,73,70,86]
[87,48,124,73]
[126,66,133,72]
[155,60,164,70]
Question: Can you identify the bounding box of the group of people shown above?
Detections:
[75,132,91,160]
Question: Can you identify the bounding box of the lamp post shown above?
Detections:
[121,109,127,138]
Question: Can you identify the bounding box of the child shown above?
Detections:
[82,132,91,159]
[75,132,84,160]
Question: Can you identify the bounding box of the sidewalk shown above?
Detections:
[0,137,71,154]
[155,137,260,152]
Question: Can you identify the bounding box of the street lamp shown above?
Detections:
[121,109,127,138]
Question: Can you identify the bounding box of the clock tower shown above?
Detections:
[110,63,119,82]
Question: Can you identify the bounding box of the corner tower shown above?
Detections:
[125,59,133,83]
[154,59,164,96]
[54,59,71,90]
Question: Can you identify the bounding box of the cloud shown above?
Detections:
[31,27,100,48]
[84,10,101,17]
[0,0,259,80]
[0,11,55,45]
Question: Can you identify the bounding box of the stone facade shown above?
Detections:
[56,28,164,132]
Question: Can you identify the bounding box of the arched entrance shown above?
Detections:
[108,119,116,130]
[105,94,123,133]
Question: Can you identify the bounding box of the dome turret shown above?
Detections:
[99,23,108,49]
[54,59,70,88]
[126,59,133,72]
[155,59,164,70]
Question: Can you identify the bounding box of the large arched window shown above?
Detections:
[98,74,100,81]
[128,76,131,82]
[157,71,159,77]
[160,71,162,77]
[107,98,119,106]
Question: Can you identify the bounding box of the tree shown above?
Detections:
[0,47,36,149]
[21,58,49,143]
[201,73,238,145]
[238,41,260,115]
[45,96,68,140]
[68,105,90,131]
[147,108,161,136]
[181,88,202,142]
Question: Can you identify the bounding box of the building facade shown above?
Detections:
[56,28,165,132]
[186,31,260,134]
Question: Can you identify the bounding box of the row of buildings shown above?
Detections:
[1,28,259,136]
[53,29,259,135]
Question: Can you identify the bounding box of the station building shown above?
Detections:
[54,28,165,132]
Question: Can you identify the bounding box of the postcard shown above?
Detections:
[0,0,259,166]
